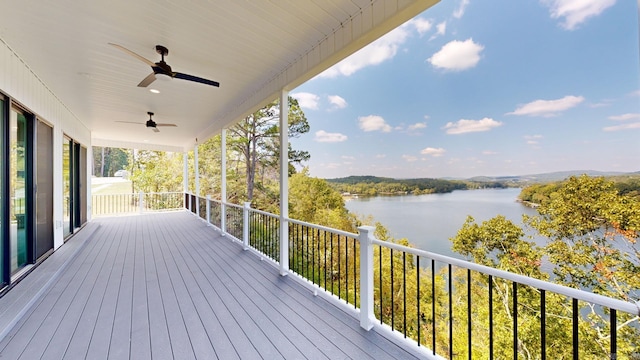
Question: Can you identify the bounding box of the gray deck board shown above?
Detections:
[0,211,421,360]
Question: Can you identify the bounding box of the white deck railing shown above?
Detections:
[158,193,640,358]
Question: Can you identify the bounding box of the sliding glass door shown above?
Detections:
[9,107,29,274]
[63,137,71,238]
[35,120,53,259]
[63,137,86,239]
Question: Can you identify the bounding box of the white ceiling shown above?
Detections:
[0,0,438,151]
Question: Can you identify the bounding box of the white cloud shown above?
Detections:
[443,118,502,134]
[609,113,640,121]
[358,115,392,132]
[630,90,640,97]
[428,39,484,71]
[542,0,616,30]
[375,154,387,159]
[420,147,446,157]
[482,150,498,155]
[408,18,433,36]
[453,0,470,18]
[429,21,447,41]
[408,122,427,131]
[314,130,348,143]
[402,154,418,162]
[525,134,543,145]
[341,155,356,160]
[319,24,411,78]
[328,95,348,109]
[603,123,640,132]
[507,95,584,117]
[291,92,320,110]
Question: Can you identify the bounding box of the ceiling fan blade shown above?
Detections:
[115,121,144,125]
[174,72,220,87]
[151,127,160,133]
[137,72,157,87]
[108,43,156,67]
[155,123,177,127]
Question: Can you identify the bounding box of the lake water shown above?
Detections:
[345,188,539,259]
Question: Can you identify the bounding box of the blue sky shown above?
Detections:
[290,0,640,179]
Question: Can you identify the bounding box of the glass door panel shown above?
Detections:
[9,108,27,274]
[63,138,71,237]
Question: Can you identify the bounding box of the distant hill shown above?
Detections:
[326,170,640,186]
[467,170,637,184]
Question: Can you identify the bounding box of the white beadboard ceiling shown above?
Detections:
[0,0,438,151]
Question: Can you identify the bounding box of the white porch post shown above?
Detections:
[358,226,376,330]
[221,129,227,236]
[243,202,251,250]
[183,152,189,209]
[194,143,200,217]
[206,195,211,225]
[279,89,289,276]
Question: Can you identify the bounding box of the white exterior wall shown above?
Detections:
[0,39,92,250]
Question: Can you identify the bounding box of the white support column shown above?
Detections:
[194,143,200,217]
[358,226,376,330]
[279,89,289,275]
[139,192,144,214]
[206,195,211,225]
[221,129,227,236]
[183,152,188,209]
[243,202,251,250]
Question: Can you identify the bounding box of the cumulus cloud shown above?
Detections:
[420,147,446,157]
[409,18,433,36]
[542,0,616,30]
[428,38,484,71]
[453,0,470,18]
[408,122,427,131]
[603,123,640,132]
[314,130,348,143]
[506,95,584,117]
[291,92,320,110]
[358,115,392,132]
[328,95,348,109]
[319,24,411,78]
[609,113,640,121]
[443,118,502,134]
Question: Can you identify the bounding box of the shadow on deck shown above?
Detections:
[0,211,421,359]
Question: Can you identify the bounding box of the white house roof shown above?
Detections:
[0,0,438,151]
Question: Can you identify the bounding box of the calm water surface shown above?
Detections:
[345,188,538,259]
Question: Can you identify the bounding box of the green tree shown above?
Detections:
[227,96,309,204]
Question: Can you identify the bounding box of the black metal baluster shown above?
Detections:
[541,290,546,360]
[330,234,334,295]
[379,245,383,324]
[513,282,518,360]
[467,269,472,360]
[338,235,341,300]
[353,239,357,308]
[391,248,395,331]
[489,275,493,360]
[573,298,578,360]
[448,264,453,359]
[345,236,349,304]
[432,259,436,355]
[610,309,616,359]
[403,252,407,338]
[323,231,327,290]
[417,256,421,347]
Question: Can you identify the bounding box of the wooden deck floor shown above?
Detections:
[0,211,421,359]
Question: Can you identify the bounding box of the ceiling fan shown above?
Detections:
[116,112,177,133]
[109,43,220,88]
